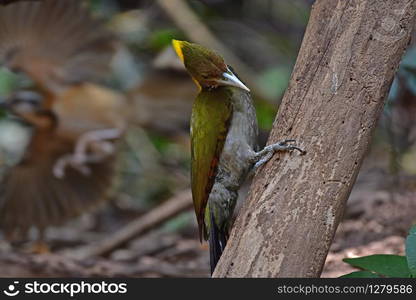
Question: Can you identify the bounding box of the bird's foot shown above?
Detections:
[53,128,122,179]
[72,128,122,164]
[252,139,306,171]
[53,154,92,178]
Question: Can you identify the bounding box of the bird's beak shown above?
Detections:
[217,68,250,92]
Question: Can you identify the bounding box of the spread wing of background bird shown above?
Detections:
[0,0,118,98]
[0,132,115,236]
[0,0,125,241]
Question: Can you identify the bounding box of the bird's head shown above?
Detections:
[172,40,249,92]
[0,90,56,129]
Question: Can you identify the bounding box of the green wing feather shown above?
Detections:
[191,88,233,241]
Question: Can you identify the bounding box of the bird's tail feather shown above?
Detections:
[209,211,228,275]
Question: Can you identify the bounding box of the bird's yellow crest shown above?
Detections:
[172,39,185,63]
[172,39,202,91]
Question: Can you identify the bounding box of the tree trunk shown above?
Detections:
[213,0,416,278]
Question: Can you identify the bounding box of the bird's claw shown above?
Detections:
[276,139,306,155]
[251,139,306,172]
[52,128,121,179]
[53,154,92,179]
[279,139,296,144]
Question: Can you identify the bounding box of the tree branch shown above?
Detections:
[214,0,416,277]
[67,189,192,259]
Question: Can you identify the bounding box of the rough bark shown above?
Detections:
[214,0,416,277]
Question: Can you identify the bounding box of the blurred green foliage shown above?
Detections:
[0,68,19,96]
[382,44,416,176]
[270,1,309,27]
[255,101,277,131]
[388,46,416,102]
[148,29,183,51]
[161,212,194,233]
[257,65,292,101]
[0,69,23,118]
[341,225,416,278]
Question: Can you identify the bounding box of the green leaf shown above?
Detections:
[343,255,411,278]
[340,271,380,278]
[406,225,416,277]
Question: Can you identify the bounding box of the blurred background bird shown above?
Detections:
[0,0,129,250]
[173,40,304,273]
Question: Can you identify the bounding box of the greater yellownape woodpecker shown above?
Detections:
[173,40,305,273]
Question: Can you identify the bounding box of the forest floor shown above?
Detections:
[0,153,415,278]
